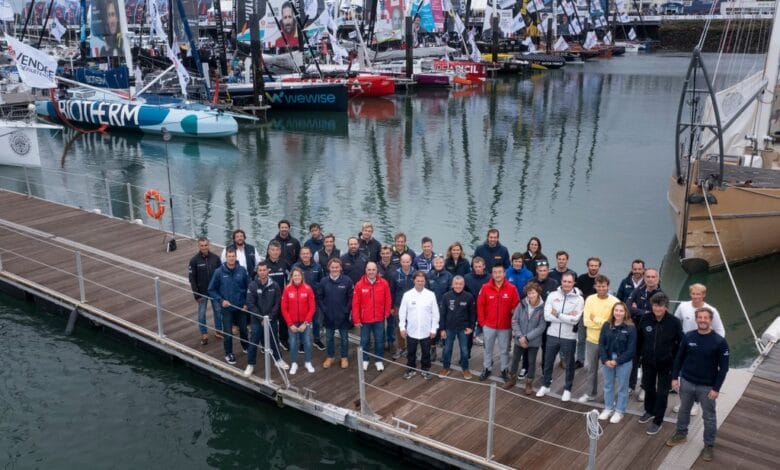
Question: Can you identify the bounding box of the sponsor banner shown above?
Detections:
[74,65,130,88]
[5,35,57,89]
[0,128,41,167]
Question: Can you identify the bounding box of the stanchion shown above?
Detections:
[263,315,272,384]
[126,182,134,220]
[586,409,600,470]
[0,252,3,271]
[189,194,195,238]
[154,277,164,337]
[75,250,86,302]
[357,345,368,416]
[486,381,496,461]
[24,166,31,196]
[104,177,113,216]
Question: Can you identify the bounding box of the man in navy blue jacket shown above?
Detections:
[208,247,249,365]
[473,228,510,272]
[666,307,730,462]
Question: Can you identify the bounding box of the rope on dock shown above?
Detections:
[702,185,764,354]
[363,382,589,456]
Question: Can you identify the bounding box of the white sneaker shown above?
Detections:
[304,362,315,373]
[610,412,624,424]
[277,359,290,370]
[375,362,384,372]
[638,389,645,402]
[536,386,550,398]
[578,394,594,404]
[363,361,369,371]
[561,390,572,402]
[598,409,614,421]
[289,363,298,375]
[673,404,680,413]
[691,402,700,416]
[243,365,255,377]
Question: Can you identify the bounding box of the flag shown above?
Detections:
[166,46,191,96]
[619,11,630,23]
[330,39,349,65]
[534,0,545,9]
[0,0,13,21]
[509,12,525,33]
[553,35,568,51]
[538,18,547,35]
[453,13,465,35]
[482,5,492,32]
[583,31,597,49]
[562,0,574,16]
[522,36,536,53]
[468,29,481,62]
[149,0,167,43]
[526,1,536,13]
[442,0,452,11]
[4,35,57,89]
[49,16,66,42]
[304,0,318,20]
[628,27,637,40]
[604,31,612,44]
[570,17,582,34]
[499,0,515,8]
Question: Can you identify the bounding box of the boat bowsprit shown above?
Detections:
[35,97,239,138]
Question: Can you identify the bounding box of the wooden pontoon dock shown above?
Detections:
[0,189,778,469]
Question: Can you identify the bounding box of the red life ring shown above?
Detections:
[144,189,166,219]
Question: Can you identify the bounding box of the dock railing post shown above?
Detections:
[24,166,31,196]
[188,195,195,238]
[0,252,3,271]
[486,382,496,461]
[126,182,134,220]
[586,410,600,470]
[357,345,368,416]
[154,277,164,337]
[263,315,272,384]
[104,177,113,216]
[75,250,86,303]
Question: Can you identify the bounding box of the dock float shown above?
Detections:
[1,188,778,469]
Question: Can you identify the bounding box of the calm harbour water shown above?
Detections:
[1,53,778,467]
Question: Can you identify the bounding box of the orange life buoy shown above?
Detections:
[144,189,166,219]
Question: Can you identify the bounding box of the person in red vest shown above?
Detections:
[352,262,392,372]
[477,264,520,381]
[281,267,316,375]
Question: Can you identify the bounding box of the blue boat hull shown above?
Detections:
[226,83,348,112]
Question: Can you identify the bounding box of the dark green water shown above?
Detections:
[0,298,400,468]
[0,53,778,466]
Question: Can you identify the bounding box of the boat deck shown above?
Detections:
[0,189,761,469]
[699,159,780,187]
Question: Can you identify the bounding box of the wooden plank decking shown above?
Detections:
[0,189,734,469]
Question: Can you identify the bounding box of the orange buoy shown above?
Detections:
[144,189,166,219]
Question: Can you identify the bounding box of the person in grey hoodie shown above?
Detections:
[504,282,546,394]
[536,272,584,402]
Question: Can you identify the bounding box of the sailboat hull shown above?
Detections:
[35,100,238,138]
[668,173,780,271]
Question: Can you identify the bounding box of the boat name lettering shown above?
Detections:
[268,92,337,105]
[57,100,141,127]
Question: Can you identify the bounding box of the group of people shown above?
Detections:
[188,222,730,462]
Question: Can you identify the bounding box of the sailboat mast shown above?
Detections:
[174,0,205,90]
[37,0,55,47]
[756,0,780,147]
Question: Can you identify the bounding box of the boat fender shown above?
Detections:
[761,316,780,347]
[276,392,284,408]
[687,193,717,204]
[144,189,166,219]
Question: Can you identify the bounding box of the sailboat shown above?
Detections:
[34,0,239,138]
[667,5,780,272]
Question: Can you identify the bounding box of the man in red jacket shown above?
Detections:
[477,264,520,381]
[352,262,393,372]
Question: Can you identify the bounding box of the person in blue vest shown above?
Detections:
[473,228,510,272]
[208,247,249,366]
[318,258,354,370]
[427,255,453,361]
[390,253,416,358]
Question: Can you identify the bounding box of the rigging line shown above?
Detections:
[726,184,780,200]
[701,184,764,354]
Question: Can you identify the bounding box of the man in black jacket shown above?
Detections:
[439,276,476,379]
[314,233,340,270]
[244,261,287,377]
[357,222,382,262]
[269,219,301,267]
[221,229,258,279]
[318,258,354,369]
[188,237,222,345]
[636,292,683,435]
[628,268,663,395]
